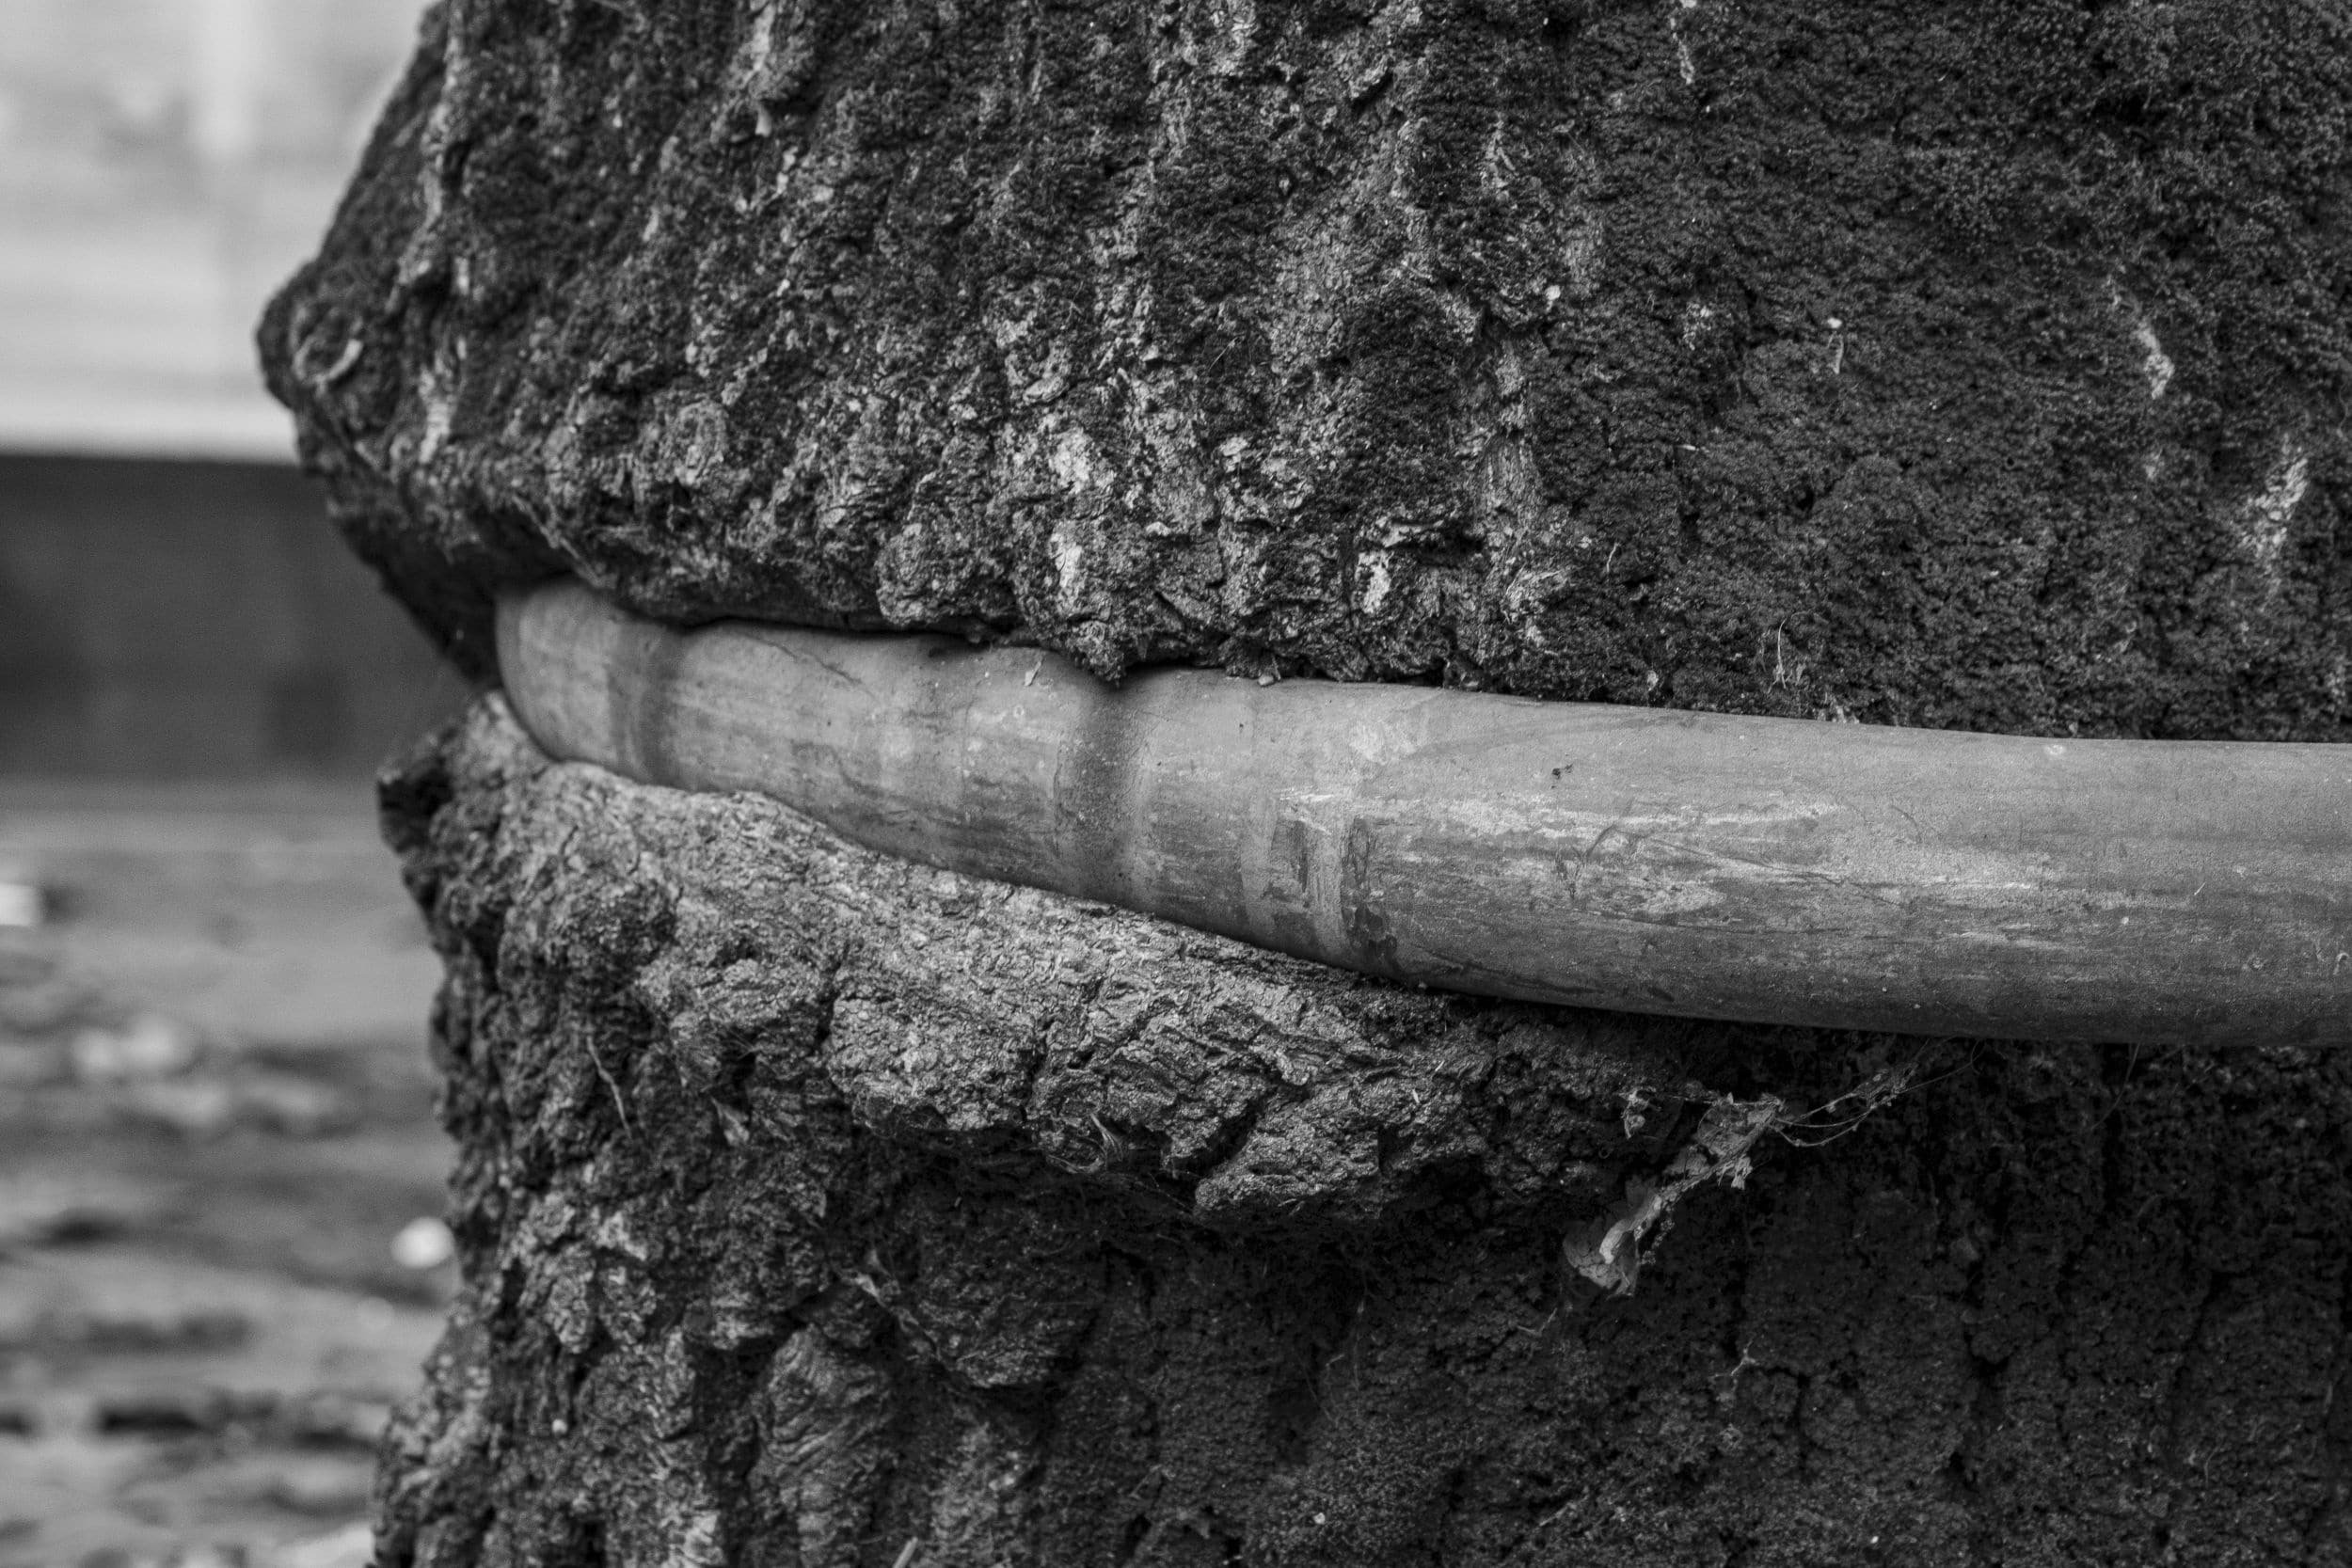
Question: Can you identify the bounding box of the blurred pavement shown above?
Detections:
[0,780,451,1568]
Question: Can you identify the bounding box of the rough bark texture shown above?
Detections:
[377,703,2352,1566]
[264,0,2350,739]
[254,0,2352,1561]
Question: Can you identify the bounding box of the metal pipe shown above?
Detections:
[498,578,2352,1047]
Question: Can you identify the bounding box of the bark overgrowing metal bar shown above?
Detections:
[499,579,2352,1047]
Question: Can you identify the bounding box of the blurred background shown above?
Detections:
[0,3,465,1563]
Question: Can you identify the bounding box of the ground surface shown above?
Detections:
[0,779,449,1568]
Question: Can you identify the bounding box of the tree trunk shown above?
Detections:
[262,1,2352,1562]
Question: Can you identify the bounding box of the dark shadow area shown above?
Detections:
[0,452,468,780]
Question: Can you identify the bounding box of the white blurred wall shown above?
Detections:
[0,0,431,461]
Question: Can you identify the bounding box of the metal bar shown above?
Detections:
[498,578,2352,1046]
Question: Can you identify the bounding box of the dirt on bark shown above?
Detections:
[256,0,2352,1561]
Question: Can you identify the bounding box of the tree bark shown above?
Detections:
[373,704,2352,1565]
[260,0,2352,1562]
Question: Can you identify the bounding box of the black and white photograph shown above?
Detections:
[4,1,2349,1562]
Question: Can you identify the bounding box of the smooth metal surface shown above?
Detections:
[499,578,2352,1046]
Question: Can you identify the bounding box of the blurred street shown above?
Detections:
[0,781,450,1568]
[0,1,457,1561]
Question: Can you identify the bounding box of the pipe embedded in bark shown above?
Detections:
[497,578,2352,1048]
